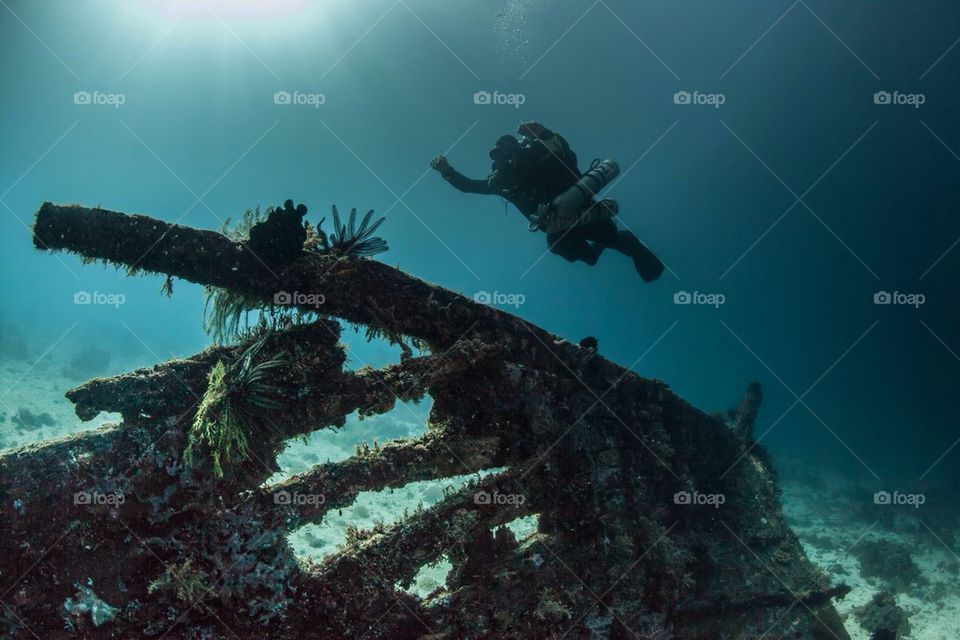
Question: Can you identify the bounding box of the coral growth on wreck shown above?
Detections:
[203,200,388,344]
[186,332,291,477]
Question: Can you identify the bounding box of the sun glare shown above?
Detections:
[126,0,316,27]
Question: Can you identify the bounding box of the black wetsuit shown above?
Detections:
[439,128,664,282]
[440,130,577,220]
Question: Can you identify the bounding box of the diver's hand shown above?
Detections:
[430,155,450,173]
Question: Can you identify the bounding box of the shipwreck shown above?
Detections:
[0,201,851,639]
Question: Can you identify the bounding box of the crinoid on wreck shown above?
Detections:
[0,201,852,639]
[306,205,389,258]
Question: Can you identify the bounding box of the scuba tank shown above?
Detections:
[528,159,620,233]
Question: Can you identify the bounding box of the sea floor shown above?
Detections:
[780,467,960,640]
[0,344,121,452]
[1,344,957,637]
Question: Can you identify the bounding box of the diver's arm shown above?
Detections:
[442,167,495,194]
[431,155,494,195]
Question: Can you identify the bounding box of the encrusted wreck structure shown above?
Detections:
[1,202,851,639]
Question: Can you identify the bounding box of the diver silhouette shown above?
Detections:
[431,121,664,282]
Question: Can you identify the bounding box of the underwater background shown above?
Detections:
[1,1,959,637]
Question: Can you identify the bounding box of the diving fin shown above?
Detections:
[633,242,664,283]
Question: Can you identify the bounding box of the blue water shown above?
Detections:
[1,0,958,496]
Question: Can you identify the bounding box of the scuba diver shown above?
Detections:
[431,121,664,282]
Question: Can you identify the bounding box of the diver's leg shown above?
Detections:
[584,220,664,282]
[547,229,602,265]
